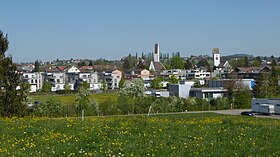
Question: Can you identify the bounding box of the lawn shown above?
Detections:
[31,93,118,106]
[1,113,280,156]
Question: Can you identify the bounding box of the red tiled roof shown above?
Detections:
[80,66,93,70]
[57,66,67,72]
[45,67,60,73]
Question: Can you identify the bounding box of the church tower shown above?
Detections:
[213,48,220,67]
[154,43,160,62]
[149,43,165,71]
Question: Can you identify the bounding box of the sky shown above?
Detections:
[1,0,280,62]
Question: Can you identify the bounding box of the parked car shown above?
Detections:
[241,111,254,116]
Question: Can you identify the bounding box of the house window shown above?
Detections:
[57,79,60,83]
[31,80,34,84]
[89,79,92,83]
[35,80,38,83]
[25,75,28,78]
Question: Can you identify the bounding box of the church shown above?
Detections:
[149,43,165,71]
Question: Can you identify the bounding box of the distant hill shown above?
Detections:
[223,54,254,59]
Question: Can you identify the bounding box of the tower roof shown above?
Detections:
[213,48,220,54]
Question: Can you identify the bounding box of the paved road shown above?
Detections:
[212,109,280,119]
[213,109,250,115]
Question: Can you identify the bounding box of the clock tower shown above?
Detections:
[213,48,220,67]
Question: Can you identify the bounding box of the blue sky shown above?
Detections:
[1,0,280,62]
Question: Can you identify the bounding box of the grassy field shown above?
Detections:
[31,93,118,105]
[1,113,280,156]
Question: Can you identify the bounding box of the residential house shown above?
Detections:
[181,69,211,80]
[124,69,151,80]
[229,66,269,79]
[79,72,101,90]
[99,69,122,89]
[44,67,68,91]
[22,72,43,92]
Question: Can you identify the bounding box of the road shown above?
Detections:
[212,109,280,119]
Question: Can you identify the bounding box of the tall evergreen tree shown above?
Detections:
[244,56,249,67]
[0,30,30,117]
[34,60,40,72]
[88,60,94,66]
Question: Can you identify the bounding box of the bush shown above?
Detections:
[37,98,63,117]
[99,99,119,116]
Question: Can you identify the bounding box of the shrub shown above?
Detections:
[38,98,63,117]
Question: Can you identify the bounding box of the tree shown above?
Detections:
[234,86,251,109]
[34,60,40,72]
[64,81,71,94]
[78,61,87,67]
[170,56,184,69]
[184,60,193,69]
[42,82,52,92]
[169,75,179,84]
[101,80,107,93]
[118,78,145,114]
[151,77,164,89]
[271,59,277,66]
[253,72,277,98]
[76,81,90,115]
[40,98,63,117]
[123,54,137,70]
[88,60,94,66]
[119,78,126,89]
[223,79,236,105]
[229,57,246,68]
[0,30,30,117]
[119,78,145,99]
[244,56,249,67]
[197,58,209,67]
[251,56,262,67]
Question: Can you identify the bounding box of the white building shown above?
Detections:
[22,72,44,92]
[181,69,211,79]
[50,73,66,91]
[79,72,100,90]
[189,87,227,99]
[161,69,210,80]
[99,69,122,89]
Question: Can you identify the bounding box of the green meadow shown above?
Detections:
[1,113,279,156]
[31,93,118,105]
